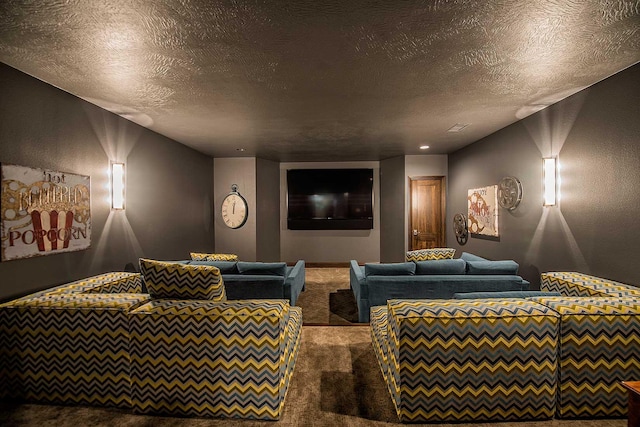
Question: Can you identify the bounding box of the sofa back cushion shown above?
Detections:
[466,260,519,275]
[406,248,455,262]
[237,262,287,276]
[415,259,466,275]
[365,262,416,277]
[186,260,239,274]
[139,258,226,301]
[190,252,239,261]
[459,252,487,262]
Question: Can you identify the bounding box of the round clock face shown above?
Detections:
[221,193,248,229]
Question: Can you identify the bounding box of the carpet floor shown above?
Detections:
[0,268,629,426]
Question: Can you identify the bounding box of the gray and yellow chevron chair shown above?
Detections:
[371,298,559,423]
[129,299,302,420]
[537,272,640,418]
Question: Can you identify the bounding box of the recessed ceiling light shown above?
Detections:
[236,148,246,152]
[419,145,430,150]
[447,123,470,133]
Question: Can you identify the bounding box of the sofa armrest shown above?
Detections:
[285,260,306,304]
[350,260,366,299]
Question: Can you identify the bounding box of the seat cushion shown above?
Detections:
[139,258,226,301]
[405,248,455,261]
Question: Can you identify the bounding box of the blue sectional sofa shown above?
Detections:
[181,259,306,305]
[350,252,530,322]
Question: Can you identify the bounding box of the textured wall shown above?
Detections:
[279,161,380,264]
[447,64,640,287]
[0,64,214,301]
[256,158,281,262]
[380,156,405,262]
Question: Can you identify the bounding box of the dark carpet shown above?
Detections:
[0,269,628,426]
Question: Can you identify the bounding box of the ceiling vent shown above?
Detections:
[447,123,470,133]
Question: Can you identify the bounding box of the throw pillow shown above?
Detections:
[405,248,455,262]
[190,252,239,261]
[364,262,416,277]
[139,258,227,301]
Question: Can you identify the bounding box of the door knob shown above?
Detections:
[413,229,418,236]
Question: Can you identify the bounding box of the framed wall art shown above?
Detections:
[467,185,499,238]
[1,163,91,261]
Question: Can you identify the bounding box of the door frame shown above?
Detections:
[408,176,446,250]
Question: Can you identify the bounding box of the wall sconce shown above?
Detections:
[543,157,557,206]
[111,162,125,210]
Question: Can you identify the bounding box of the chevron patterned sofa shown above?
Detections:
[371,298,559,423]
[370,272,640,423]
[0,263,302,420]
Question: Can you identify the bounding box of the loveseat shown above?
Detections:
[180,259,306,305]
[350,252,530,322]
[370,271,640,423]
[0,260,302,420]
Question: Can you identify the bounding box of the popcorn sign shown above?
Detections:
[1,164,91,261]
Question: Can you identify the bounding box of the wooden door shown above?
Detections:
[409,177,445,250]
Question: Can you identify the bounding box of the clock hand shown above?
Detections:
[232,201,236,214]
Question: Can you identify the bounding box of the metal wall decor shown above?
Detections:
[498,176,523,211]
[453,213,468,245]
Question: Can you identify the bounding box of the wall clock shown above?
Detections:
[221,184,248,229]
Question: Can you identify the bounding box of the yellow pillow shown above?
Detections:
[139,259,226,301]
[190,252,239,262]
[406,248,456,262]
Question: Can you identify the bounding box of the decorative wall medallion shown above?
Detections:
[498,176,523,211]
[453,213,468,245]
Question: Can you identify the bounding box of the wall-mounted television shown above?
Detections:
[287,168,374,230]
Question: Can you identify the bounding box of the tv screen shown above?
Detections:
[287,169,374,230]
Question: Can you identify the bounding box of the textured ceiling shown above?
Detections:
[1,1,639,161]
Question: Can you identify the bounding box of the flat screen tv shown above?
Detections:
[287,168,374,230]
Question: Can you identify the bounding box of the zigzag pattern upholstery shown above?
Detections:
[190,252,239,261]
[0,292,149,406]
[370,306,393,400]
[541,272,640,298]
[373,299,559,423]
[530,296,640,418]
[129,299,302,420]
[405,248,455,262]
[139,258,226,301]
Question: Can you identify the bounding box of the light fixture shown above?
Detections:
[543,157,557,206]
[111,162,125,210]
[419,145,430,150]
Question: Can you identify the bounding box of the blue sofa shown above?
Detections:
[181,259,306,306]
[350,252,530,322]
